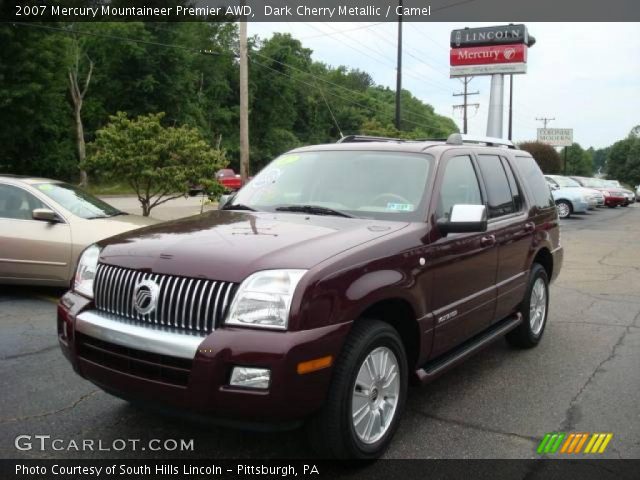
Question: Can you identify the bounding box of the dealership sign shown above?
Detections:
[450,24,531,48]
[450,25,533,77]
[537,128,574,147]
[450,44,527,66]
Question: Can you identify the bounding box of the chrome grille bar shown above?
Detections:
[94,264,236,335]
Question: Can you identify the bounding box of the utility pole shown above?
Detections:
[535,116,555,129]
[453,76,479,134]
[239,17,249,182]
[394,0,402,130]
[508,75,513,140]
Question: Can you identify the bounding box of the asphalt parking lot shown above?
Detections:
[1,205,639,460]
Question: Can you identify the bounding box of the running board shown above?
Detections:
[415,312,522,384]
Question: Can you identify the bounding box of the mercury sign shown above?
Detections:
[537,128,574,147]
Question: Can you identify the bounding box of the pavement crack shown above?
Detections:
[2,344,58,361]
[560,324,632,431]
[0,390,101,424]
[408,408,539,444]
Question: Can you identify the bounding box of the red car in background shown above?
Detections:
[570,176,627,208]
[216,168,243,192]
[189,169,246,196]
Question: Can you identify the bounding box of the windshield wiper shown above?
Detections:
[109,211,128,217]
[222,203,257,212]
[275,204,353,218]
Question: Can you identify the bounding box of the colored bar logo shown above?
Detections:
[537,433,613,454]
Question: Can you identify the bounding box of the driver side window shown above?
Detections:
[437,155,483,219]
[0,184,45,220]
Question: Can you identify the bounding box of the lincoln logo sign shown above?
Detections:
[450,24,530,48]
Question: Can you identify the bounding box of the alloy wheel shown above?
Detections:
[351,346,400,445]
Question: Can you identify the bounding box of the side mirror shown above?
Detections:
[218,194,232,210]
[32,208,61,223]
[549,184,559,191]
[437,204,487,236]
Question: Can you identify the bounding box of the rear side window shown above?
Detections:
[477,155,515,218]
[514,155,554,209]
[502,157,523,212]
[437,155,483,219]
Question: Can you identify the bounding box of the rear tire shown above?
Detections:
[556,200,572,219]
[506,264,549,349]
[306,320,408,459]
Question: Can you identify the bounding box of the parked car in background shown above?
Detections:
[570,177,627,208]
[545,178,590,219]
[602,180,635,205]
[0,175,158,287]
[545,175,603,209]
[216,168,243,192]
[58,134,563,459]
[636,185,640,201]
[189,169,247,196]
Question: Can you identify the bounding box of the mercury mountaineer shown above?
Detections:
[58,134,563,458]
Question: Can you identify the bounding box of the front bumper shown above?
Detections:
[58,292,349,425]
[604,196,626,207]
[571,199,590,213]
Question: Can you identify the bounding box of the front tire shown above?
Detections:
[306,320,408,459]
[506,264,549,349]
[556,200,572,219]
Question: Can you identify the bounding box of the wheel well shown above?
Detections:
[358,299,420,368]
[533,248,553,280]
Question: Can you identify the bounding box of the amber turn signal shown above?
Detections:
[297,355,333,374]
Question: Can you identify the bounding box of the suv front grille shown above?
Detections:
[94,264,237,334]
[77,333,192,387]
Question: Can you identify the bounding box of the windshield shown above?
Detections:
[229,150,434,221]
[604,180,621,188]
[34,183,122,219]
[576,177,605,188]
[549,176,580,188]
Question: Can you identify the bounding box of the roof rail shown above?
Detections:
[336,135,409,144]
[446,133,515,149]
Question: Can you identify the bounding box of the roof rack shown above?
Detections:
[446,133,515,149]
[336,135,411,144]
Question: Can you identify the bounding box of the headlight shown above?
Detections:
[225,270,307,330]
[602,190,610,197]
[73,244,101,298]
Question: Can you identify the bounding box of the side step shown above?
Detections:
[415,312,522,385]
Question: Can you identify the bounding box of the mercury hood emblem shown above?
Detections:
[132,279,159,315]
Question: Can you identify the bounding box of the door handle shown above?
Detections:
[524,222,535,233]
[480,235,496,247]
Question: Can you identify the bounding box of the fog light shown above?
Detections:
[229,367,271,389]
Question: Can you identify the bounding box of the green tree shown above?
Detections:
[518,142,562,173]
[560,143,593,176]
[86,112,227,216]
[607,133,640,186]
[0,23,74,178]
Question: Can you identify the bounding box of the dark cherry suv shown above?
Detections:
[58,134,563,459]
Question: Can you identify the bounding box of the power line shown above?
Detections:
[453,77,479,134]
[536,117,555,128]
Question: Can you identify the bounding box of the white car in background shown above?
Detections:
[545,175,604,210]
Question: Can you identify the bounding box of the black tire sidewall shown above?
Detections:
[343,324,408,458]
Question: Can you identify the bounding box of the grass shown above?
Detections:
[86,182,136,196]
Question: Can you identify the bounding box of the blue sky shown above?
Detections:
[249,22,640,149]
